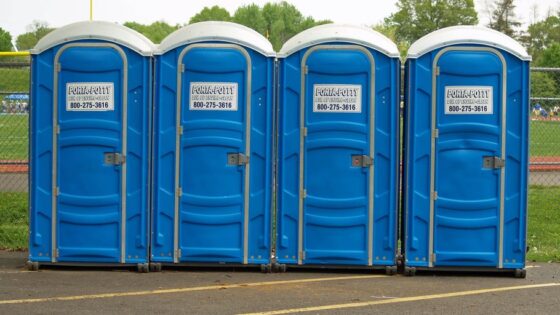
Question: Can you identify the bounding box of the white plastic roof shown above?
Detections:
[407,25,531,61]
[30,21,155,56]
[156,21,275,56]
[278,24,400,58]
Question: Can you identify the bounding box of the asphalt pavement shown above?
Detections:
[0,251,559,314]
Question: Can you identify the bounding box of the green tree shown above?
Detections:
[124,21,178,44]
[15,21,53,51]
[262,2,330,50]
[536,42,560,67]
[487,0,521,38]
[0,27,13,51]
[233,4,268,35]
[522,14,560,61]
[531,72,558,98]
[373,23,409,58]
[189,6,232,24]
[384,0,478,46]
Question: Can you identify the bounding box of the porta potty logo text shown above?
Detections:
[445,86,493,115]
[313,84,362,113]
[190,82,239,111]
[66,82,115,111]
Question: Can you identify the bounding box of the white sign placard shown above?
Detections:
[313,84,362,113]
[190,82,238,111]
[66,82,114,111]
[445,86,493,114]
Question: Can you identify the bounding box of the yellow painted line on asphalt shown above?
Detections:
[0,274,387,305]
[240,282,560,315]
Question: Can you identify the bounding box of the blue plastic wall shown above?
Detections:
[403,44,529,269]
[277,43,400,267]
[29,40,152,263]
[152,43,273,264]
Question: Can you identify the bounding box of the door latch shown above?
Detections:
[482,156,505,169]
[227,153,249,165]
[351,155,373,167]
[104,152,125,165]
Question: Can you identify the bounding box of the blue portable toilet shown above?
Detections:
[28,21,154,271]
[152,22,275,270]
[403,26,531,277]
[276,24,401,273]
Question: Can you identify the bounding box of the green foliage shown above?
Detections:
[15,21,54,51]
[531,72,559,98]
[487,0,521,38]
[124,21,179,44]
[522,15,560,61]
[0,27,13,51]
[384,0,478,45]
[535,42,560,67]
[187,2,330,51]
[373,23,409,58]
[233,4,268,35]
[0,67,29,93]
[189,5,232,24]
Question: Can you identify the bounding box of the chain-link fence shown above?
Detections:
[0,58,558,258]
[0,57,30,250]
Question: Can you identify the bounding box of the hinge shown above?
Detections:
[435,67,440,76]
[177,187,182,197]
[431,253,436,262]
[56,248,60,258]
[300,251,306,260]
[178,125,183,135]
[302,127,307,137]
[56,125,60,134]
[176,248,182,258]
[55,187,60,196]
[55,63,61,72]
[433,191,438,200]
[180,64,185,73]
[304,66,308,75]
[432,129,439,138]
[300,189,307,199]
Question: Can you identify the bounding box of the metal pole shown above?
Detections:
[90,0,93,21]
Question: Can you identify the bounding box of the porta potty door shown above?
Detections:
[175,44,249,263]
[431,47,505,267]
[300,46,374,265]
[54,44,126,263]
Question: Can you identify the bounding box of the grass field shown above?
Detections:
[0,192,27,250]
[0,187,558,262]
[0,114,28,160]
[527,185,560,262]
[530,120,560,157]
